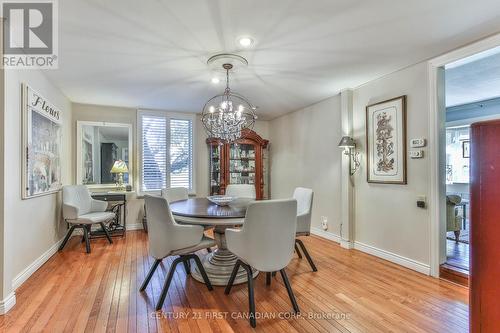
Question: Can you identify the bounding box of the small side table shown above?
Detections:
[91,191,132,237]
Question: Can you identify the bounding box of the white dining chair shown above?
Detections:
[60,185,115,253]
[225,199,299,327]
[161,186,213,253]
[293,187,317,271]
[161,187,188,203]
[225,184,256,199]
[141,195,215,311]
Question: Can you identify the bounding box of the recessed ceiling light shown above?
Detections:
[238,37,254,48]
[211,77,220,84]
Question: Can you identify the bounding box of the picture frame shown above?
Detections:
[21,84,63,199]
[462,140,470,158]
[366,95,407,184]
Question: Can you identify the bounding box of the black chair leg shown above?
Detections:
[206,247,212,253]
[83,225,91,254]
[295,244,303,259]
[242,263,256,328]
[225,260,241,295]
[266,272,271,286]
[100,222,113,244]
[156,257,182,311]
[183,259,191,275]
[271,271,276,277]
[58,225,76,251]
[296,239,317,272]
[140,259,161,291]
[280,269,300,313]
[190,254,213,291]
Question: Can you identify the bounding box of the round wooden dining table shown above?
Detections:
[169,197,258,286]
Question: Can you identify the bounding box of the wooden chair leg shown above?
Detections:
[83,225,91,254]
[266,272,271,286]
[225,260,241,295]
[100,222,113,244]
[156,257,182,311]
[190,254,213,291]
[280,269,300,313]
[296,238,317,272]
[58,225,76,251]
[140,259,161,291]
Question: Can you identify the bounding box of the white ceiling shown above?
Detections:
[446,46,500,107]
[46,0,500,119]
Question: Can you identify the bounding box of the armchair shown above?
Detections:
[59,185,115,253]
[446,195,463,242]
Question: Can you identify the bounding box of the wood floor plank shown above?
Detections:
[1,231,469,333]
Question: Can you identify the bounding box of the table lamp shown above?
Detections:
[110,160,128,190]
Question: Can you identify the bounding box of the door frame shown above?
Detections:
[427,33,500,277]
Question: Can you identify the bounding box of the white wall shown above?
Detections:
[269,95,343,235]
[352,62,431,269]
[3,69,72,302]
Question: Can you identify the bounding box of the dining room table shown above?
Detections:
[169,197,259,286]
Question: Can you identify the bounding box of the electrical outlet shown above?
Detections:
[321,216,328,230]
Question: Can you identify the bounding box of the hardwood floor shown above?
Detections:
[446,239,469,271]
[0,231,469,333]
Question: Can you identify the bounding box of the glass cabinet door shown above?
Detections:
[229,143,255,185]
[262,146,269,199]
[209,144,221,195]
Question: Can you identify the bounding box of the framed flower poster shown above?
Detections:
[22,84,63,199]
[366,95,407,184]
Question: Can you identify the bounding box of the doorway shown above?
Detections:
[438,46,500,284]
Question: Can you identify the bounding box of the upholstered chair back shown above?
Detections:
[225,184,256,199]
[293,187,314,234]
[228,199,297,272]
[161,187,188,203]
[62,185,93,218]
[144,195,203,259]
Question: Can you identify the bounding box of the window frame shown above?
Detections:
[137,109,196,196]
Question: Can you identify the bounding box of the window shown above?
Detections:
[139,111,195,193]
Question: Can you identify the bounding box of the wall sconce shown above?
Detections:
[338,136,360,176]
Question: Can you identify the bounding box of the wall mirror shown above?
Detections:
[76,121,133,188]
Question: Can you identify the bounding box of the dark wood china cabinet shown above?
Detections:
[207,129,269,199]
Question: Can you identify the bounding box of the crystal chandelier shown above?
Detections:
[201,62,257,142]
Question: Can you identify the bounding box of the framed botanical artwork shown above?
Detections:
[22,84,63,199]
[462,140,470,158]
[366,95,407,184]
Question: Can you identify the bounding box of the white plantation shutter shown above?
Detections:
[139,112,194,193]
[169,119,193,189]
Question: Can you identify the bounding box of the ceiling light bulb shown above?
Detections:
[209,106,215,113]
[211,77,220,84]
[238,105,244,112]
[238,37,253,47]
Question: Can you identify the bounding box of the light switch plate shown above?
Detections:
[410,150,424,158]
[410,138,426,148]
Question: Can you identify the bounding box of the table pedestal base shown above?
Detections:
[191,226,258,286]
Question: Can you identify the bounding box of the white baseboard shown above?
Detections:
[310,227,430,275]
[12,238,64,291]
[340,239,354,249]
[0,292,16,314]
[310,227,341,243]
[354,241,431,275]
[126,222,144,231]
